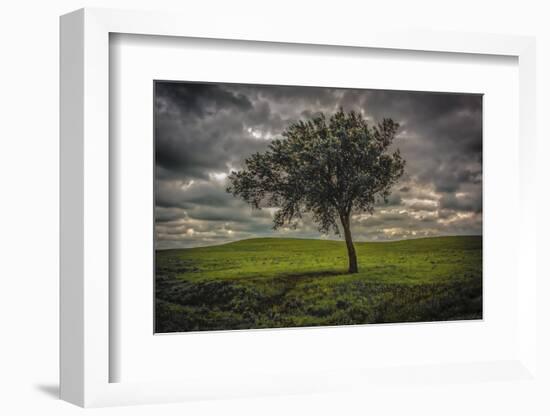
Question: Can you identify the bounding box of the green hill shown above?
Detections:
[155,236,482,332]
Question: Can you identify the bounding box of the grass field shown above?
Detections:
[155,236,482,332]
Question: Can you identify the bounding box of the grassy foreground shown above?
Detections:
[155,236,482,332]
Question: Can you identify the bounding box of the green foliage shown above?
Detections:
[227,109,405,235]
[155,236,482,333]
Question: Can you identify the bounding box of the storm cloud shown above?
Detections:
[155,81,482,249]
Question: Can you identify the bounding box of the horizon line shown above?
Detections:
[156,234,482,251]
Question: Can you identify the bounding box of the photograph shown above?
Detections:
[154,81,483,333]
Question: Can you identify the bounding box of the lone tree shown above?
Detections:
[227,109,405,273]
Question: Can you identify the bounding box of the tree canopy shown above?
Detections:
[227,108,405,273]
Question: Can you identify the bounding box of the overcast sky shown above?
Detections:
[155,81,482,249]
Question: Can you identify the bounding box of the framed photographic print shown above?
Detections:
[153,81,483,334]
[60,8,539,408]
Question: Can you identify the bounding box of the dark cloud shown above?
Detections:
[154,81,482,249]
[155,82,253,118]
[439,192,483,213]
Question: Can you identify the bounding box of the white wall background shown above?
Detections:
[0,1,548,415]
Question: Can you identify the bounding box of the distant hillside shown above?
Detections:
[160,235,482,252]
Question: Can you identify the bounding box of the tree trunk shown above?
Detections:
[341,215,358,273]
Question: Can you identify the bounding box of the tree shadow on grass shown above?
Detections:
[279,269,349,280]
[243,269,349,285]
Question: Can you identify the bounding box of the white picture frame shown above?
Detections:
[60,7,538,407]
